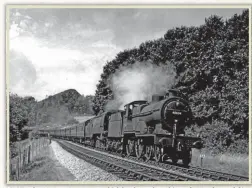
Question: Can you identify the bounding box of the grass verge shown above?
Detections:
[191,149,249,177]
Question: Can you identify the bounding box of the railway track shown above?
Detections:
[157,161,248,181]
[96,144,249,181]
[135,155,249,181]
[80,142,248,181]
[189,166,248,181]
[57,140,206,181]
[56,139,249,181]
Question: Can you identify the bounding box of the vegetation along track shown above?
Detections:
[57,140,205,181]
[56,139,249,181]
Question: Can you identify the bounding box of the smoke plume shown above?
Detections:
[105,61,177,110]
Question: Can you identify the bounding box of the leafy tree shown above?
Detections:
[9,94,36,142]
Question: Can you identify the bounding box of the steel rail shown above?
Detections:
[57,140,206,181]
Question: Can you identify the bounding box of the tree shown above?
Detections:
[9,94,36,142]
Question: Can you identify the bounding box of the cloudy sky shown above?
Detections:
[9,8,245,101]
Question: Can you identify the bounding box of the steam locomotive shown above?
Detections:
[41,89,203,166]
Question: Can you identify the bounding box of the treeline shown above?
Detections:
[9,89,94,143]
[9,94,37,142]
[93,10,249,154]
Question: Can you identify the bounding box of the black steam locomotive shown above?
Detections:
[42,89,202,166]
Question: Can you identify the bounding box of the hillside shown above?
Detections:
[35,89,94,127]
[9,89,94,142]
[93,10,249,154]
[34,89,80,127]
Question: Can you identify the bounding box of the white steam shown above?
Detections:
[105,61,176,110]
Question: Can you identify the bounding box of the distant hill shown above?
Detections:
[36,89,81,113]
[34,89,94,128]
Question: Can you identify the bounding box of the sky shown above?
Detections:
[8,8,245,101]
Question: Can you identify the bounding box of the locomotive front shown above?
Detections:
[161,95,192,134]
[132,90,202,165]
[137,89,192,135]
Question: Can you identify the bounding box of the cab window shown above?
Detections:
[128,104,133,116]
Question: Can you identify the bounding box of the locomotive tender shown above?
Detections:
[42,89,203,166]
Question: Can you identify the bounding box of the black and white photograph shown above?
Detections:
[7,6,250,183]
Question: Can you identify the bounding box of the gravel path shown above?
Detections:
[51,141,122,181]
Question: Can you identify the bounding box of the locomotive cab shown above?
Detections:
[123,101,148,135]
[124,100,148,120]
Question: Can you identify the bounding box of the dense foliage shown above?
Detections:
[9,94,37,142]
[93,10,249,154]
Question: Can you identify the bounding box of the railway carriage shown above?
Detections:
[65,127,71,140]
[70,125,77,141]
[83,119,94,145]
[60,128,66,138]
[51,129,56,138]
[55,128,61,138]
[76,123,85,143]
[47,129,51,137]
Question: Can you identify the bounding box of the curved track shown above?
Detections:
[56,139,249,181]
[57,140,206,181]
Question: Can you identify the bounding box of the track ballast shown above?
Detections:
[55,139,249,181]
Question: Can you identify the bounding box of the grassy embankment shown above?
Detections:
[191,149,249,177]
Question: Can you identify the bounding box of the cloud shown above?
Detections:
[9,12,121,100]
[9,50,37,93]
[8,8,246,100]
